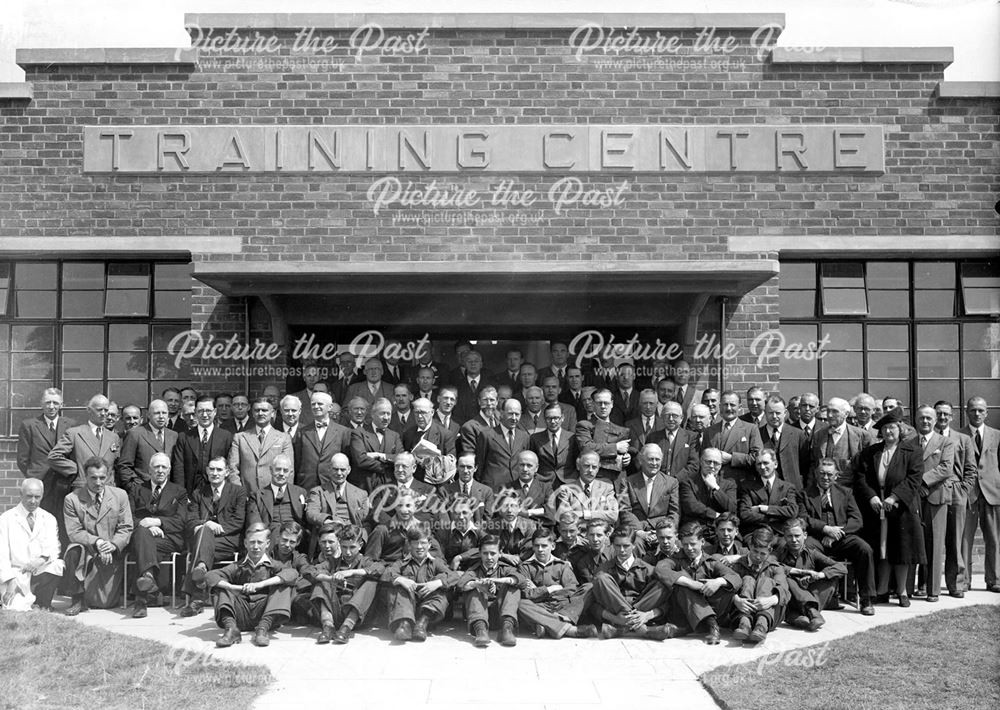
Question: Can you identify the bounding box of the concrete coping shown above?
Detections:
[183,12,785,30]
[937,81,1000,98]
[16,48,199,68]
[771,46,953,66]
[0,82,33,100]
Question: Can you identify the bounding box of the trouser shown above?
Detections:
[590,573,667,620]
[787,576,839,617]
[310,578,379,627]
[183,527,240,595]
[30,572,60,608]
[387,586,449,627]
[944,492,969,592]
[214,586,291,631]
[463,586,520,631]
[724,576,785,631]
[664,586,734,632]
[807,534,876,599]
[131,527,184,588]
[62,544,125,608]
[920,499,949,596]
[517,584,592,638]
[963,496,1000,589]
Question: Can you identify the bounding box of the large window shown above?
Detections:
[779,259,999,423]
[0,261,192,435]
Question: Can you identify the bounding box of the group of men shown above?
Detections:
[2,344,997,649]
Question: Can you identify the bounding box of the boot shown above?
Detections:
[807,608,825,631]
[568,624,599,638]
[332,625,351,644]
[135,571,157,594]
[732,615,752,641]
[472,620,490,647]
[316,624,335,644]
[253,618,271,647]
[644,623,679,641]
[65,595,85,617]
[132,596,148,619]
[413,615,429,642]
[393,620,413,642]
[217,618,241,648]
[746,616,769,644]
[498,618,517,647]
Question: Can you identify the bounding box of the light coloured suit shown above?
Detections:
[917,431,956,597]
[546,478,619,526]
[960,424,1000,589]
[942,428,978,592]
[63,485,133,608]
[116,423,179,492]
[47,423,122,489]
[228,426,294,493]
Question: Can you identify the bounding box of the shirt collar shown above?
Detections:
[617,555,636,571]
[242,552,272,568]
[525,554,560,567]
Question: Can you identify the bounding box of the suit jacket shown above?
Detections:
[518,410,548,436]
[247,484,308,530]
[330,373,364,408]
[802,484,863,539]
[17,415,75,478]
[610,389,640,425]
[916,431,957,505]
[47,424,122,490]
[474,426,531,492]
[647,428,700,480]
[559,388,589,421]
[672,383,701,424]
[435,412,462,440]
[296,421,352,491]
[388,409,415,435]
[960,425,1000,506]
[220,418,253,434]
[452,376,494,426]
[679,474,738,527]
[116,424,179,492]
[619,471,680,531]
[228,427,294,493]
[528,428,575,485]
[739,412,767,429]
[759,424,810,492]
[402,421,457,459]
[348,424,403,491]
[737,477,800,535]
[439,479,496,521]
[811,423,873,489]
[575,417,631,475]
[187,480,247,540]
[499,478,554,518]
[343,380,395,410]
[704,418,763,484]
[64,485,133,552]
[305,482,371,531]
[546,478,619,526]
[171,426,234,494]
[129,480,189,548]
[288,389,316,426]
[458,411,496,456]
[943,428,979,502]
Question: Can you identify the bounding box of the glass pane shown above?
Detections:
[11,352,53,379]
[16,263,57,289]
[962,322,1000,351]
[821,323,862,351]
[777,324,817,345]
[917,380,960,410]
[154,263,192,290]
[960,262,1000,288]
[153,323,188,350]
[11,325,54,352]
[868,289,909,318]
[780,356,818,380]
[914,290,955,318]
[107,263,150,289]
[779,290,815,318]
[866,262,909,289]
[108,380,149,406]
[964,380,1000,412]
[62,291,104,319]
[0,324,8,351]
[15,291,56,318]
[779,380,818,401]
[963,288,1000,315]
[917,351,959,379]
[914,262,955,289]
[152,352,190,379]
[105,289,150,316]
[867,325,909,351]
[109,324,149,351]
[781,263,815,289]
[0,263,10,315]
[63,380,104,408]
[0,410,7,438]
[822,351,863,379]
[963,350,1000,379]
[62,262,104,289]
[63,324,105,351]
[868,352,909,379]
[868,380,910,404]
[10,381,51,409]
[821,262,864,288]
[108,351,149,379]
[822,288,867,315]
[916,324,958,351]
[62,352,105,379]
[820,380,863,401]
[0,352,8,378]
[155,290,190,319]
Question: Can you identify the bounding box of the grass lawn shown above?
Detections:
[0,610,273,710]
[702,605,1000,710]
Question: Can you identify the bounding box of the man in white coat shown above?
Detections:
[0,478,64,610]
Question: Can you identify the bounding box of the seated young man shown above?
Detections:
[269,521,312,624]
[517,527,598,640]
[570,519,614,586]
[705,513,746,564]
[553,512,586,562]
[437,498,482,572]
[590,528,675,640]
[365,491,442,563]
[207,522,300,648]
[726,526,791,645]
[306,523,383,644]
[490,494,536,565]
[641,520,680,566]
[383,522,452,643]
[778,517,846,631]
[655,522,740,645]
[456,534,523,647]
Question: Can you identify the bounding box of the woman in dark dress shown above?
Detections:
[855,410,925,607]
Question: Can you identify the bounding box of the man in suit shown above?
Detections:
[687,404,713,453]
[344,359,396,412]
[389,383,415,434]
[117,399,179,495]
[792,392,826,447]
[434,386,462,440]
[439,453,496,523]
[369,452,437,527]
[348,398,403,492]
[48,393,121,491]
[547,452,619,527]
[343,397,369,431]
[0,478,64,611]
[559,367,589,422]
[911,405,956,601]
[619,443,680,551]
[122,405,144,434]
[703,391,762,485]
[679,447,738,532]
[647,401,700,481]
[935,400,979,597]
[739,387,767,430]
[105,402,124,438]
[331,351,363,406]
[296,392,351,491]
[160,387,186,433]
[475,398,531,492]
[180,456,248,617]
[671,360,700,423]
[246,454,308,540]
[402,397,457,480]
[458,386,498,455]
[760,396,810,494]
[812,397,874,490]
[128,452,188,617]
[802,458,876,614]
[537,341,571,389]
[529,403,575,486]
[625,390,665,470]
[518,386,549,436]
[62,457,133,614]
[610,363,640,426]
[228,398,294,494]
[700,389,722,427]
[17,388,76,541]
[380,342,406,386]
[960,396,1000,593]
[452,350,492,425]
[500,450,554,523]
[172,395,235,494]
[738,449,799,537]
[221,394,252,434]
[497,348,524,393]
[290,364,325,427]
[305,455,372,538]
[853,394,878,434]
[575,388,632,489]
[540,376,577,433]
[274,394,304,466]
[412,366,439,404]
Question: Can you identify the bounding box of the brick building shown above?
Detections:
[0,12,997,504]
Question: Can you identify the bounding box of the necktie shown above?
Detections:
[643,417,651,435]
[645,478,654,507]
[258,428,266,444]
[94,492,102,510]
[771,429,779,449]
[551,433,559,452]
[506,429,514,448]
[152,485,162,505]
[212,487,222,502]
[462,483,470,496]
[824,490,832,508]
[921,435,928,449]
[583,483,591,497]
[676,387,685,404]
[26,511,35,531]
[96,426,103,444]
[975,430,983,464]
[522,484,530,498]
[275,486,285,502]
[469,378,478,391]
[49,420,56,433]
[765,481,772,497]
[156,428,164,447]
[665,432,675,470]
[804,425,813,444]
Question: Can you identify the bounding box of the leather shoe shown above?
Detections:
[807,609,825,631]
[473,622,490,647]
[178,604,201,618]
[393,620,413,642]
[574,624,599,639]
[216,627,241,648]
[746,618,768,644]
[789,614,811,630]
[989,584,1000,593]
[926,595,939,603]
[332,627,350,645]
[316,625,334,644]
[732,616,752,641]
[600,623,622,640]
[135,572,157,594]
[703,618,721,645]
[949,590,965,599]
[190,564,208,590]
[498,621,517,647]
[534,624,546,639]
[65,596,85,616]
[132,602,147,619]
[252,627,270,647]
[645,623,679,641]
[413,616,429,642]
[860,602,875,616]
[898,595,911,608]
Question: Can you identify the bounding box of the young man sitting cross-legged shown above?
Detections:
[727,526,791,645]
[456,534,523,647]
[383,522,452,643]
[778,517,845,632]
